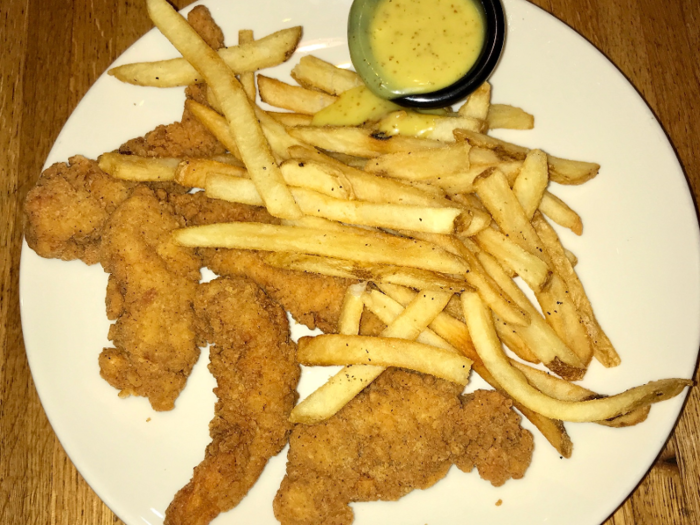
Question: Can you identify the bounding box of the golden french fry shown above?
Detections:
[146,0,302,219]
[487,104,535,130]
[298,334,472,384]
[174,159,246,188]
[363,142,472,181]
[512,149,548,219]
[463,291,691,421]
[531,212,620,367]
[539,191,583,235]
[108,26,302,87]
[258,75,337,114]
[458,81,491,121]
[288,126,444,158]
[510,361,650,427]
[267,111,314,127]
[537,274,593,365]
[263,252,470,293]
[174,222,469,274]
[290,55,363,95]
[377,111,486,139]
[238,29,257,101]
[477,250,586,380]
[186,100,242,159]
[279,160,352,198]
[474,227,551,292]
[338,282,368,335]
[454,128,600,185]
[98,152,179,181]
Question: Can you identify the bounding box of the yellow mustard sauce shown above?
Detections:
[376,110,439,137]
[369,0,486,95]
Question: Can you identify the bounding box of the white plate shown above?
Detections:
[20,0,700,524]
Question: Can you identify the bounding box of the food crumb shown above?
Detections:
[495,499,503,507]
[146,418,151,422]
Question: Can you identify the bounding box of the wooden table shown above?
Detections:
[1,0,698,523]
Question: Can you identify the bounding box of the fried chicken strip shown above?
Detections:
[274,369,534,525]
[99,186,201,411]
[165,277,300,525]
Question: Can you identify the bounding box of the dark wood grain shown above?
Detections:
[1,1,698,524]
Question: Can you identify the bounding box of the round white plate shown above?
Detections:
[20,0,700,524]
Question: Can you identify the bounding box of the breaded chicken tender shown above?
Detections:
[24,155,136,265]
[99,186,201,411]
[274,369,533,525]
[165,277,300,525]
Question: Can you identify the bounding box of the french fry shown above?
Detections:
[510,361,650,427]
[462,291,691,422]
[363,142,472,181]
[258,75,337,114]
[109,26,302,87]
[279,160,352,198]
[298,334,472,385]
[458,81,491,121]
[174,159,246,188]
[290,55,363,95]
[539,191,583,235]
[291,289,456,423]
[173,222,470,274]
[454,128,600,185]
[531,212,620,367]
[338,282,368,335]
[487,104,535,130]
[474,227,551,292]
[263,252,470,293]
[185,100,242,160]
[288,126,444,158]
[146,0,302,219]
[268,111,314,127]
[512,149,548,219]
[477,251,586,380]
[238,29,257,101]
[98,152,179,181]
[377,111,486,139]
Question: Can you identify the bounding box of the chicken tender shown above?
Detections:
[23,155,136,265]
[165,277,300,525]
[99,186,201,411]
[274,369,533,525]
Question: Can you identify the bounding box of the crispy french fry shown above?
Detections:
[539,191,583,235]
[238,29,257,101]
[512,149,548,219]
[258,75,337,114]
[474,227,551,292]
[146,0,302,219]
[298,334,471,384]
[290,55,363,95]
[454,128,600,185]
[363,142,472,181]
[377,111,486,139]
[510,361,650,427]
[174,222,469,274]
[186,100,242,159]
[338,282,368,335]
[458,82,491,121]
[477,251,586,380]
[109,26,302,87]
[463,291,691,422]
[98,152,179,181]
[268,111,314,127]
[174,159,246,188]
[279,160,352,198]
[288,126,444,158]
[487,104,535,130]
[263,252,470,293]
[531,212,620,367]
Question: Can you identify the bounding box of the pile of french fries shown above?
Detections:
[104,0,692,458]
